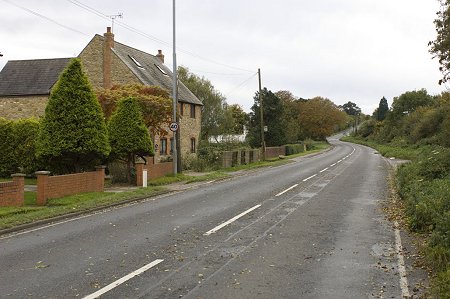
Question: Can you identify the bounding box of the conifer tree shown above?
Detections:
[36,58,110,174]
[108,97,153,184]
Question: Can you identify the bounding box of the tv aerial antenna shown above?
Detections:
[108,13,123,33]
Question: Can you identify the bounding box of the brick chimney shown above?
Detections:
[156,50,164,63]
[103,27,114,89]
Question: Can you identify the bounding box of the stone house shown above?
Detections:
[0,27,202,161]
[0,58,72,120]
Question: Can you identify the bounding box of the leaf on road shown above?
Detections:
[35,261,50,269]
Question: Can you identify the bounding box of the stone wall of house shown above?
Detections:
[0,95,47,120]
[152,103,201,162]
[110,55,141,86]
[79,35,104,90]
[179,103,202,157]
[79,35,141,90]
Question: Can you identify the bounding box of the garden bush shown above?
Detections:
[0,118,40,177]
[285,143,304,155]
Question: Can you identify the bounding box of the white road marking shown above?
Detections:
[275,184,298,197]
[83,259,164,299]
[330,163,336,167]
[319,167,328,173]
[0,214,94,240]
[302,174,317,182]
[0,193,177,240]
[337,159,342,163]
[394,221,410,298]
[204,204,261,236]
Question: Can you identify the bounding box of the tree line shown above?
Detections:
[358,89,449,147]
[178,67,352,149]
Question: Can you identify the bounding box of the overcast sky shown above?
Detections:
[0,0,445,114]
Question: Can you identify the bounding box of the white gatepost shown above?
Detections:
[143,169,147,187]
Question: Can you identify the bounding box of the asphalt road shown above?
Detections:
[0,137,408,298]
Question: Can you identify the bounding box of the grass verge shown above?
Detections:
[341,136,420,160]
[147,172,231,186]
[0,187,167,231]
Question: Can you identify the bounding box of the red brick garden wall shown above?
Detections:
[265,146,287,159]
[36,166,105,205]
[0,174,25,206]
[146,157,173,180]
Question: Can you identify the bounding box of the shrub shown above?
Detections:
[108,97,153,184]
[0,118,16,176]
[13,118,40,174]
[358,119,376,138]
[0,118,41,177]
[285,143,304,155]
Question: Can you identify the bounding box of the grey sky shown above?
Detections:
[0,0,444,114]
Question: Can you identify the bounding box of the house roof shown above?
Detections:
[107,36,202,106]
[0,58,72,96]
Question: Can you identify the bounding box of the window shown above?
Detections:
[190,104,196,118]
[128,55,144,69]
[170,138,174,154]
[190,138,196,153]
[154,64,168,76]
[179,103,184,116]
[160,138,167,155]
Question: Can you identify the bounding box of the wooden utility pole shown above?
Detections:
[258,68,265,161]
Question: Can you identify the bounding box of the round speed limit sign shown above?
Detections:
[169,122,179,132]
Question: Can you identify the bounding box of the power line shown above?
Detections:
[166,63,250,77]
[2,0,89,36]
[65,0,254,73]
[224,72,258,98]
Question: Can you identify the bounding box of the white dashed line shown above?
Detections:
[275,184,299,197]
[82,259,164,299]
[319,167,328,173]
[330,163,336,167]
[204,204,261,236]
[302,174,317,182]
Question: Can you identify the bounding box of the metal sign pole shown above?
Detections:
[172,0,178,174]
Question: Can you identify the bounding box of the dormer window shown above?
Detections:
[129,55,144,69]
[155,64,168,76]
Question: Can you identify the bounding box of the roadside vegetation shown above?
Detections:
[343,89,450,297]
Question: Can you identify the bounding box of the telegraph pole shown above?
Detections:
[258,68,265,161]
[171,0,178,174]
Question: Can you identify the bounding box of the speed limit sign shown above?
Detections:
[169,122,179,132]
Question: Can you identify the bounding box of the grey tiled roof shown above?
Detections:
[111,37,203,106]
[0,58,72,96]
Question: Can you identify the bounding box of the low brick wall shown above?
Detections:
[265,146,286,159]
[36,166,105,205]
[148,157,173,180]
[0,174,25,206]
